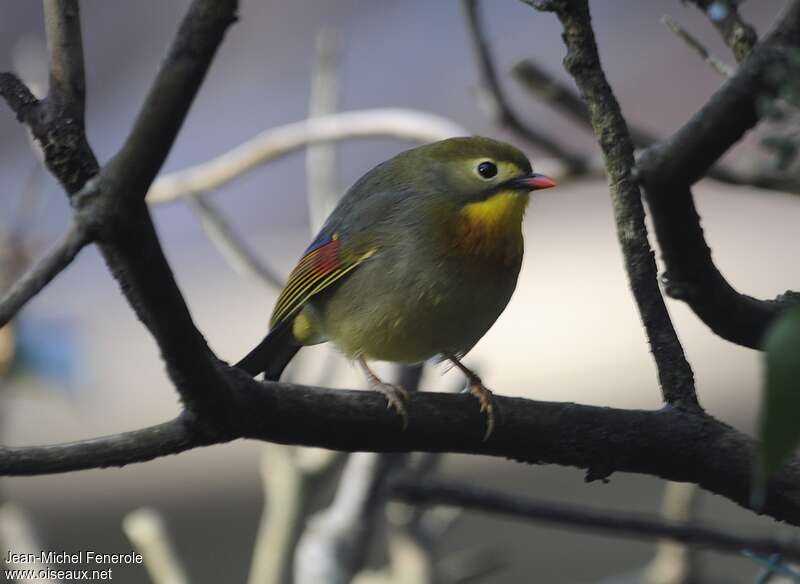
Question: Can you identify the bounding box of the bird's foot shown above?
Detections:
[358,357,410,430]
[370,381,409,430]
[465,379,495,441]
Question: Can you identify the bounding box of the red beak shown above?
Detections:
[506,173,558,191]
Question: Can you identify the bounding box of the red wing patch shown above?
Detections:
[270,234,374,328]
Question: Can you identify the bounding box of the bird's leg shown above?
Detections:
[445,353,495,440]
[357,357,409,429]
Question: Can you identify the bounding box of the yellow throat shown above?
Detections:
[455,190,527,261]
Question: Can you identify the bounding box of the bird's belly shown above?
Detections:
[317,255,520,363]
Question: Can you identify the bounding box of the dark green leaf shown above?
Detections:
[754,306,800,506]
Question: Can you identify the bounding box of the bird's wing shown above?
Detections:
[269,231,376,329]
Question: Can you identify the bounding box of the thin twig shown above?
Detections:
[43,0,86,115]
[0,504,57,583]
[0,415,208,475]
[0,1,97,196]
[246,35,350,579]
[642,483,702,584]
[511,59,657,148]
[147,109,468,205]
[247,444,341,584]
[9,163,46,246]
[296,365,423,584]
[123,508,190,584]
[688,0,758,62]
[661,15,734,78]
[352,529,435,584]
[248,446,303,584]
[185,193,284,290]
[530,0,699,411]
[306,27,341,232]
[462,0,586,171]
[0,224,91,328]
[0,325,14,376]
[296,452,407,584]
[391,478,800,563]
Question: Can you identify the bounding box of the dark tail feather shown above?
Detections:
[235,320,301,380]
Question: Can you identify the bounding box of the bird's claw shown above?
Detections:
[468,381,495,441]
[373,382,409,430]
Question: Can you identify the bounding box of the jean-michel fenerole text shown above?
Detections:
[5,549,144,565]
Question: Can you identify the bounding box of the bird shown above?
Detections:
[236,136,556,438]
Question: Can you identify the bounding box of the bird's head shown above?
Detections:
[410,136,557,204]
[388,137,556,241]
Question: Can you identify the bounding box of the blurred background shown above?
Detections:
[1,0,798,582]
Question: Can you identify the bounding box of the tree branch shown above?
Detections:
[306,27,341,233]
[661,15,734,78]
[462,0,587,171]
[0,73,39,120]
[123,508,190,584]
[102,0,238,201]
[296,366,422,584]
[511,58,657,148]
[2,376,800,527]
[511,54,800,194]
[3,0,800,555]
[146,109,468,205]
[636,1,800,349]
[185,193,285,290]
[689,0,758,62]
[528,0,699,411]
[63,0,240,425]
[0,415,207,475]
[0,70,97,196]
[0,1,96,196]
[391,478,800,563]
[0,223,90,328]
[43,0,87,116]
[2,0,242,432]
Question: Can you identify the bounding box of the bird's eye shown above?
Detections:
[477,161,498,179]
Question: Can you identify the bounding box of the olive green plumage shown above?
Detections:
[237,136,556,391]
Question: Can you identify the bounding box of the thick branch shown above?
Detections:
[391,479,800,562]
[637,1,800,349]
[61,0,240,425]
[3,0,799,555]
[532,0,698,410]
[3,376,800,527]
[93,202,237,428]
[462,0,586,171]
[5,0,239,422]
[0,224,90,328]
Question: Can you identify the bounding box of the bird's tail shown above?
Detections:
[235,319,301,380]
